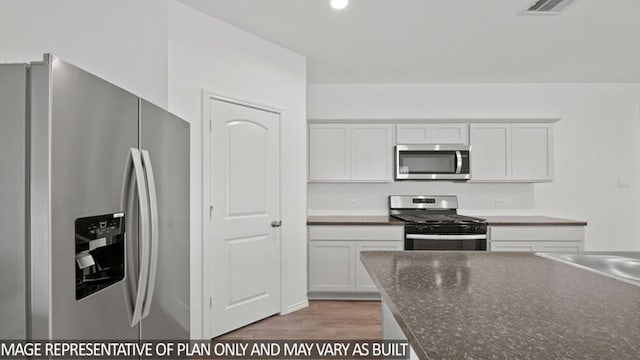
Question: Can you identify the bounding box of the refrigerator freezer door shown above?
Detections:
[0,64,28,339]
[140,100,190,339]
[30,56,140,339]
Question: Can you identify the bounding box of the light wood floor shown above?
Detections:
[216,301,382,340]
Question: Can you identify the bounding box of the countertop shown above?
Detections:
[307,215,405,225]
[307,215,587,226]
[360,251,640,360]
[477,215,587,226]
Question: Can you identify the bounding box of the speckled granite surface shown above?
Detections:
[307,215,586,226]
[472,215,587,226]
[360,251,640,360]
[307,216,405,225]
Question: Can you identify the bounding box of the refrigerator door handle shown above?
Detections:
[121,148,151,327]
[140,149,159,319]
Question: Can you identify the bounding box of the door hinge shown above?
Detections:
[209,205,214,219]
[210,297,213,308]
[209,117,212,131]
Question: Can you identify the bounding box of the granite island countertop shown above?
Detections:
[307,215,587,226]
[360,251,640,360]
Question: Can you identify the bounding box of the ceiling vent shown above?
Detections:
[520,0,577,15]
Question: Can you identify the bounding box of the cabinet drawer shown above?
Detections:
[490,226,584,241]
[308,225,404,241]
[490,241,538,252]
[537,241,584,252]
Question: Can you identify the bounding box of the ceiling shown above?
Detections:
[178,0,640,83]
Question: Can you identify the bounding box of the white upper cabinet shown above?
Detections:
[351,124,393,181]
[431,124,470,144]
[397,123,469,144]
[309,123,393,182]
[471,123,553,182]
[309,120,554,183]
[308,124,351,181]
[396,124,431,144]
[511,124,554,182]
[470,124,512,181]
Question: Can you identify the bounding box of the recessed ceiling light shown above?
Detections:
[330,0,349,10]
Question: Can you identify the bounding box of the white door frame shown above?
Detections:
[201,89,285,338]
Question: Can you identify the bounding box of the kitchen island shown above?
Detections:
[360,251,640,360]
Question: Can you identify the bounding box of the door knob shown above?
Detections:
[271,220,282,228]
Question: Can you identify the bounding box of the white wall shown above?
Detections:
[308,83,640,251]
[168,1,308,339]
[0,0,169,107]
[1,0,309,340]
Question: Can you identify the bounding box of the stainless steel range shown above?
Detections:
[390,195,488,251]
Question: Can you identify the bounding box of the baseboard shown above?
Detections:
[308,292,381,301]
[281,299,309,315]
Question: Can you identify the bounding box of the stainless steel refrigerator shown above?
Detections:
[0,54,190,340]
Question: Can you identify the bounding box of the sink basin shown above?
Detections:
[536,252,640,287]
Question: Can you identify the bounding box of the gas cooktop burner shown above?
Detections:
[391,213,487,225]
[389,195,488,251]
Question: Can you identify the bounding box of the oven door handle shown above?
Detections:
[406,234,486,240]
[455,151,463,174]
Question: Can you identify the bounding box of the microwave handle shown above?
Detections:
[455,151,462,174]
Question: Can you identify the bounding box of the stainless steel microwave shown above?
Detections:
[395,144,471,180]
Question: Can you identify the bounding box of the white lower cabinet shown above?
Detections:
[308,225,403,299]
[355,241,403,291]
[489,226,585,252]
[308,241,355,292]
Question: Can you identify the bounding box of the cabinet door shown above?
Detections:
[512,124,553,181]
[470,124,512,181]
[308,241,355,292]
[490,241,538,252]
[432,123,469,144]
[538,241,584,252]
[397,123,469,145]
[355,241,403,292]
[309,124,350,181]
[351,124,393,181]
[397,124,431,144]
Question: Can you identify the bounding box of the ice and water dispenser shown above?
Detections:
[75,213,125,300]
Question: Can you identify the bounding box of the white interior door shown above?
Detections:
[209,99,281,337]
